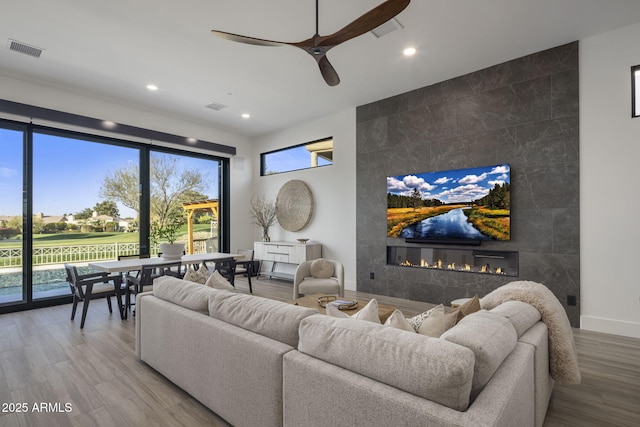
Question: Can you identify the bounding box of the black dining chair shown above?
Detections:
[215,259,237,288]
[124,260,183,318]
[234,249,255,293]
[64,264,123,329]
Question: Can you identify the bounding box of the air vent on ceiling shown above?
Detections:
[205,101,229,111]
[370,18,404,38]
[8,39,44,58]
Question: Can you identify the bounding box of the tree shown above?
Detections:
[93,200,119,218]
[100,162,140,213]
[100,154,209,230]
[411,188,422,211]
[74,207,94,220]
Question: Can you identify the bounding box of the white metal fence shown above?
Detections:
[0,239,217,269]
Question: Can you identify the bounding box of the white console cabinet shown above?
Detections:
[254,241,322,281]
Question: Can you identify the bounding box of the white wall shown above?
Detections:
[249,109,358,290]
[0,74,256,252]
[580,22,640,338]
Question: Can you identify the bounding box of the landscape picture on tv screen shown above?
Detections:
[387,164,511,241]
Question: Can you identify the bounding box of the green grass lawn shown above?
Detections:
[0,223,212,248]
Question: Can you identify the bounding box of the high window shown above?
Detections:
[261,137,333,175]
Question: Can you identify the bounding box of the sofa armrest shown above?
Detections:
[134,291,154,358]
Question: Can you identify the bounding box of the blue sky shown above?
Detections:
[0,129,219,217]
[264,145,331,174]
[387,164,510,204]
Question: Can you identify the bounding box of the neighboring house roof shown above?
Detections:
[38,215,67,224]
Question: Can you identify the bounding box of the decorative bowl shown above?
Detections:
[297,238,309,244]
[317,295,358,310]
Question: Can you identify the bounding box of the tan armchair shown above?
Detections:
[293,259,344,299]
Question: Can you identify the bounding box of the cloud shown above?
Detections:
[490,165,510,174]
[387,176,408,192]
[434,176,451,185]
[488,179,507,187]
[438,184,490,203]
[458,173,487,184]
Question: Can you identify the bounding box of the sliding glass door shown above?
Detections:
[0,120,227,312]
[0,126,25,304]
[31,131,140,301]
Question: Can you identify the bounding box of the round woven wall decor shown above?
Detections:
[276,180,314,232]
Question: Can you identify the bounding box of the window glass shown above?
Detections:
[32,132,140,300]
[634,65,640,118]
[0,127,24,304]
[261,137,333,175]
[149,151,220,255]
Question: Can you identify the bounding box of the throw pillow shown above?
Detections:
[205,270,235,291]
[183,265,201,283]
[449,294,481,324]
[309,258,334,279]
[384,309,415,332]
[409,304,457,338]
[326,299,381,323]
[196,263,212,283]
[183,264,211,285]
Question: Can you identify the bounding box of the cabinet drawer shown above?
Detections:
[262,244,291,262]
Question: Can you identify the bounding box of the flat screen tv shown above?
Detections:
[387,164,511,243]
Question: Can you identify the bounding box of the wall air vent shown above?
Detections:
[205,101,228,111]
[370,18,403,38]
[8,39,44,58]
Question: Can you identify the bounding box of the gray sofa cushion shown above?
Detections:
[490,300,541,337]
[298,315,475,411]
[153,276,220,312]
[208,292,318,348]
[441,310,518,401]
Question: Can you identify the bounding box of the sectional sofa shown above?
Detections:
[136,276,555,427]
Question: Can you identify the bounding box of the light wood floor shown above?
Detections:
[1,277,638,426]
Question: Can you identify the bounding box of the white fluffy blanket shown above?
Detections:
[481,281,581,384]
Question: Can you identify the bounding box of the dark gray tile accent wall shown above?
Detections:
[356,42,580,326]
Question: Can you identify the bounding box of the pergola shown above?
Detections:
[182,199,218,254]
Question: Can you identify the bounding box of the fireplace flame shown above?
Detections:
[397,259,507,275]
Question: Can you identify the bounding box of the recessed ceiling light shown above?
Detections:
[403,47,416,56]
[146,84,158,91]
[242,113,250,119]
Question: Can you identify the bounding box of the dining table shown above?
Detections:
[88,252,241,319]
[88,252,240,274]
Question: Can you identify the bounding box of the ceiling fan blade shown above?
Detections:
[320,0,410,47]
[211,30,288,47]
[317,55,340,86]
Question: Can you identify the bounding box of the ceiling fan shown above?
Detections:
[211,0,411,86]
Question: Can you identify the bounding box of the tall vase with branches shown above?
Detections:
[250,197,277,242]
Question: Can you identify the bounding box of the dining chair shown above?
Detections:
[117,253,150,304]
[234,249,255,293]
[124,260,183,318]
[214,259,237,288]
[64,263,123,329]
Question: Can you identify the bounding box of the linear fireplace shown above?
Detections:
[387,246,519,277]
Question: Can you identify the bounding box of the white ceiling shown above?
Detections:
[2,0,640,138]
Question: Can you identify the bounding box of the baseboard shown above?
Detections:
[580,315,640,339]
